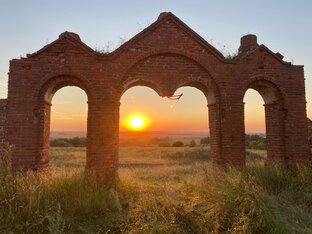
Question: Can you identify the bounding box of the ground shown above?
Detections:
[0,138,311,233]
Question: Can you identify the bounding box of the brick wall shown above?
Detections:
[2,12,311,180]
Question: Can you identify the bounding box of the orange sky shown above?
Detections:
[50,86,265,133]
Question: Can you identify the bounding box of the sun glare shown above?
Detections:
[123,113,150,131]
[130,117,144,128]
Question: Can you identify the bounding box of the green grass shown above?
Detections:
[0,146,311,233]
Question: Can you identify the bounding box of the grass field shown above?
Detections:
[0,144,311,233]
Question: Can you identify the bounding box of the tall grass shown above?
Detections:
[0,171,125,233]
[0,147,311,233]
[0,144,13,176]
[197,165,312,233]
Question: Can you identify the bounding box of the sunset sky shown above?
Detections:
[50,86,264,133]
[0,0,311,133]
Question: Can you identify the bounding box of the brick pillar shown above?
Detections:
[208,103,222,164]
[36,101,51,169]
[264,103,286,163]
[284,97,310,164]
[222,102,245,166]
[6,99,42,170]
[86,99,119,181]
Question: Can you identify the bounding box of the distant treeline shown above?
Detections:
[50,137,86,147]
[50,134,266,150]
[246,134,266,150]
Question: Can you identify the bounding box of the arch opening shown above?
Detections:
[37,76,89,170]
[119,85,211,180]
[175,83,220,164]
[243,80,285,164]
[244,89,267,164]
[49,87,87,170]
[121,52,221,167]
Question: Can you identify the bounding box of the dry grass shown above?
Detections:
[0,145,311,233]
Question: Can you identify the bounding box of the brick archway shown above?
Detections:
[121,52,221,164]
[0,12,310,180]
[243,79,286,163]
[35,75,92,170]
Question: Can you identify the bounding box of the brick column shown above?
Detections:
[221,102,245,166]
[36,101,51,169]
[208,103,222,164]
[284,97,310,164]
[86,99,119,181]
[6,99,42,170]
[264,103,286,163]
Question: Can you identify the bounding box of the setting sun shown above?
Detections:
[123,113,150,131]
[130,117,144,129]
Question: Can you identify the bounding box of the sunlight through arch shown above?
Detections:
[120,86,208,133]
[244,89,265,134]
[50,87,88,169]
[119,86,210,177]
[244,89,267,163]
[51,87,88,132]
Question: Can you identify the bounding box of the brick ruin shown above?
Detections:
[0,12,311,180]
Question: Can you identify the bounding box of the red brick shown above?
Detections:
[1,12,310,180]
